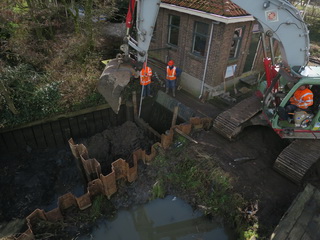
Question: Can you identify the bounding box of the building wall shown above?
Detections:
[149,8,255,98]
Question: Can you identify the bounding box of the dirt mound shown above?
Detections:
[81,121,153,174]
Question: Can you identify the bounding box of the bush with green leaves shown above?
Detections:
[0,64,62,127]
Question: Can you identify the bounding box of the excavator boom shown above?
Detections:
[232,0,309,69]
[97,0,160,113]
[213,0,320,184]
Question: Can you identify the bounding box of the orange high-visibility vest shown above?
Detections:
[140,66,152,85]
[290,88,313,109]
[166,66,177,80]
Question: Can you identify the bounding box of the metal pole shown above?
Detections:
[269,37,275,65]
[138,58,149,117]
[251,35,262,71]
[232,65,237,95]
[261,33,268,59]
[138,85,144,117]
[199,21,215,99]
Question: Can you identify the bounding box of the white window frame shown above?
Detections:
[167,15,180,46]
[192,21,209,57]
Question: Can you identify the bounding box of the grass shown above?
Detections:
[151,137,259,240]
[32,195,115,239]
[151,180,166,199]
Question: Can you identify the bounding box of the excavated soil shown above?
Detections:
[0,121,154,238]
[1,22,315,239]
[101,124,303,238]
[0,113,314,239]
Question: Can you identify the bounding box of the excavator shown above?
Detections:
[98,0,320,184]
[97,0,160,114]
[213,0,320,184]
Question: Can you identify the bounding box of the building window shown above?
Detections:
[225,64,237,78]
[192,21,209,57]
[229,27,244,59]
[167,15,180,46]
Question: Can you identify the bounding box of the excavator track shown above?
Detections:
[212,94,262,140]
[273,139,320,184]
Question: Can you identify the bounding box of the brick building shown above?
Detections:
[148,0,259,99]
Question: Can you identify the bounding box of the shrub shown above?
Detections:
[0,64,61,127]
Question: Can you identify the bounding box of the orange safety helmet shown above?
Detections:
[168,60,174,66]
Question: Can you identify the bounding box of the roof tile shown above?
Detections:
[161,0,248,17]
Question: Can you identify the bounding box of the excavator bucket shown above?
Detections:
[97,58,138,114]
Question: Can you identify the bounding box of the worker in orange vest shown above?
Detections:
[166,60,181,97]
[280,84,313,121]
[140,62,153,99]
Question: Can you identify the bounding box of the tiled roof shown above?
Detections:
[161,0,249,17]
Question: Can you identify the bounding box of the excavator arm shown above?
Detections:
[97,0,160,113]
[232,0,309,70]
[213,0,311,141]
[213,1,320,184]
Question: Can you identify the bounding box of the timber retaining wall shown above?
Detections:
[0,104,129,153]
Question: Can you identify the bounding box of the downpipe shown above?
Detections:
[199,21,216,99]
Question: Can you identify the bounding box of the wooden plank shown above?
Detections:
[76,114,88,138]
[0,134,7,152]
[0,104,110,134]
[84,113,96,137]
[2,132,17,152]
[300,232,313,240]
[69,117,81,140]
[59,118,72,141]
[271,184,316,240]
[302,190,320,240]
[41,123,56,148]
[109,108,118,127]
[101,109,111,130]
[117,106,126,126]
[287,192,319,239]
[51,121,66,147]
[93,111,104,133]
[12,130,27,150]
[22,128,37,149]
[32,125,47,149]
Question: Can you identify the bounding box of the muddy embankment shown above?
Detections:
[0,120,159,238]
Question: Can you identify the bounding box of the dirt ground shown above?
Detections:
[106,124,303,238]
[82,88,307,238]
[0,121,156,238]
[0,106,312,239]
[191,126,300,234]
[1,22,315,239]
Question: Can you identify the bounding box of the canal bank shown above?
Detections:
[0,87,305,239]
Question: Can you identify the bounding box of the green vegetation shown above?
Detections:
[90,195,115,220]
[294,2,320,48]
[152,180,166,199]
[0,0,129,129]
[32,195,115,239]
[151,136,259,240]
[0,64,61,126]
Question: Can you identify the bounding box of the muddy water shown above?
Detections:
[79,195,236,240]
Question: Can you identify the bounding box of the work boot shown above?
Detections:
[165,88,168,94]
[172,89,175,97]
[277,106,286,120]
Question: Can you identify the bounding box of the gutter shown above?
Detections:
[160,3,255,24]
